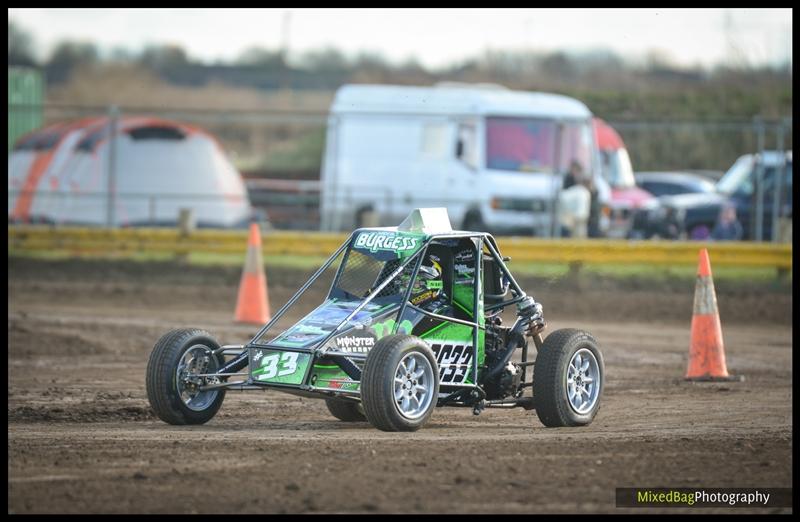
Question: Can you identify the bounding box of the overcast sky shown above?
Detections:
[8,8,793,69]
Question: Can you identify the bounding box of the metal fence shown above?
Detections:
[7,189,251,228]
[7,102,793,241]
[608,118,793,173]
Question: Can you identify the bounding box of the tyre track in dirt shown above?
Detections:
[8,258,793,513]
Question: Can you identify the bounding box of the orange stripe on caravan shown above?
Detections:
[13,150,56,221]
[12,117,101,221]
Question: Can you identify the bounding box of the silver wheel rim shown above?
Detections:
[566,348,600,414]
[393,352,434,420]
[176,344,219,412]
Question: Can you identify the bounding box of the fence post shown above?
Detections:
[325,115,340,232]
[772,121,785,243]
[550,122,564,238]
[385,188,392,227]
[179,208,195,236]
[176,208,195,263]
[149,196,157,226]
[106,105,119,228]
[754,118,765,242]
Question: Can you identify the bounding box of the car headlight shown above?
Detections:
[640,198,660,212]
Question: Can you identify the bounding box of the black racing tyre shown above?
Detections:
[533,328,604,427]
[146,328,226,425]
[361,335,439,432]
[462,210,486,232]
[324,398,367,422]
[355,205,376,228]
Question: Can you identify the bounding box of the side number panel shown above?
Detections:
[430,343,474,384]
[250,349,309,385]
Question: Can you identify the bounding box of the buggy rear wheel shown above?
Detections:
[325,398,366,422]
[361,335,439,432]
[146,328,226,425]
[533,328,604,427]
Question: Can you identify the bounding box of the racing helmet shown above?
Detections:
[410,255,444,307]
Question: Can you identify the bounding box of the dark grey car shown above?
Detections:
[633,153,792,240]
[634,172,717,198]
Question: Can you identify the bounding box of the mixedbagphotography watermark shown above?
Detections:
[616,488,792,508]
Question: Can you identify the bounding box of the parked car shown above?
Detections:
[634,171,717,198]
[320,83,611,237]
[633,152,792,240]
[593,118,656,238]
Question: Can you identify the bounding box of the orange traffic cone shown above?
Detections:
[234,223,271,325]
[685,248,742,381]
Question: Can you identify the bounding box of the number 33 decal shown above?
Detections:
[260,352,299,379]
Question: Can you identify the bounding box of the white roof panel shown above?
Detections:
[332,84,592,119]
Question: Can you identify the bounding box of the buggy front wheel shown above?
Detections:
[146,328,226,425]
[361,335,439,432]
[533,328,604,427]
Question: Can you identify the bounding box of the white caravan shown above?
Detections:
[8,117,252,228]
[320,83,608,236]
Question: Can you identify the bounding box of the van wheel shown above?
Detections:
[462,210,486,231]
[355,205,376,227]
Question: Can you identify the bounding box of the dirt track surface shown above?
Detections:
[8,258,793,513]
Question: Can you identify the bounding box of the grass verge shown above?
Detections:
[9,249,790,288]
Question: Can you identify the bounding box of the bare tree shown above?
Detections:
[8,20,37,66]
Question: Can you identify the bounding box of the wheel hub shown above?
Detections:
[566,349,600,415]
[176,345,220,412]
[393,353,434,420]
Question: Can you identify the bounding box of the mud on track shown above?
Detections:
[8,258,793,513]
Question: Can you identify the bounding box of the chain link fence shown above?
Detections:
[7,102,793,241]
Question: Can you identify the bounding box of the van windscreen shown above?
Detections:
[486,117,593,175]
[486,117,557,173]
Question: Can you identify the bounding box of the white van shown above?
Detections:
[320,83,609,236]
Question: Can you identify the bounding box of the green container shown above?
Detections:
[8,67,44,153]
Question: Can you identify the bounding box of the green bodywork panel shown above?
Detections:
[310,363,360,391]
[452,284,475,318]
[250,349,311,385]
[370,317,414,339]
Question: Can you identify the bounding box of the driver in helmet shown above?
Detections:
[409,255,452,316]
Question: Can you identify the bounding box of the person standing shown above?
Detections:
[559,160,592,238]
[711,204,744,241]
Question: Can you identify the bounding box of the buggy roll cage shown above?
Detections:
[208,229,536,398]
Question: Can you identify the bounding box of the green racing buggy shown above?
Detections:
[145,208,604,431]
